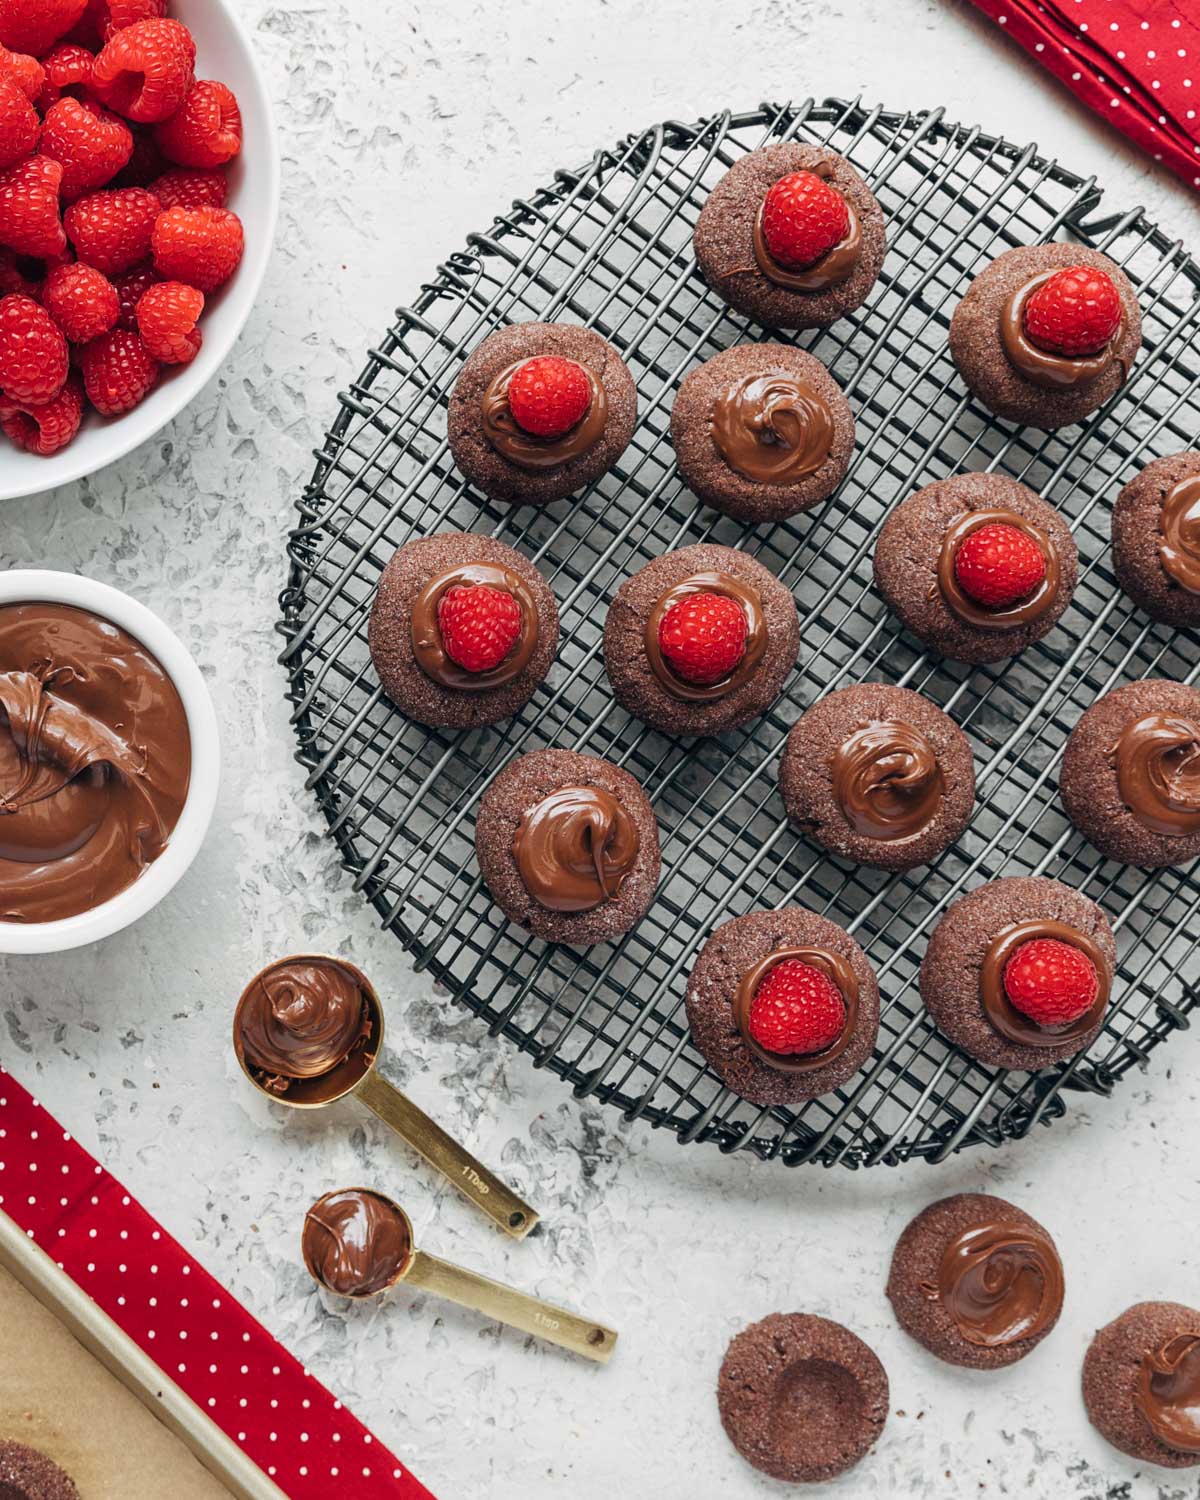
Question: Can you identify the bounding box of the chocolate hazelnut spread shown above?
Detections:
[999,269,1128,391]
[410,562,539,692]
[979,918,1110,1048]
[709,372,835,485]
[1136,1332,1200,1454]
[750,162,862,292]
[0,601,190,924]
[512,784,640,913]
[1113,712,1200,838]
[936,508,1060,631]
[830,719,945,843]
[733,945,860,1073]
[1159,474,1200,595]
[235,957,373,1096]
[302,1188,412,1298]
[480,358,607,469]
[921,1219,1064,1347]
[644,571,768,703]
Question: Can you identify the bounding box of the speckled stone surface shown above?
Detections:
[2,4,1199,1498]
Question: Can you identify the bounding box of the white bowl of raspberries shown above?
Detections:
[0,0,278,499]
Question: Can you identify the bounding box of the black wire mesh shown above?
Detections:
[277,100,1200,1169]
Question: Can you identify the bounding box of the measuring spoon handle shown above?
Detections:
[355,1069,538,1239]
[404,1250,617,1363]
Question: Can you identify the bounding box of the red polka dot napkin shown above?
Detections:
[0,1063,435,1500]
[967,0,1200,190]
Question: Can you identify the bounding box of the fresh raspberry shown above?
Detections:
[103,0,166,36]
[0,76,39,175]
[79,323,157,413]
[91,17,194,124]
[1002,938,1100,1028]
[0,156,67,258]
[43,260,118,342]
[65,185,160,274]
[155,80,241,169]
[149,165,227,211]
[505,354,591,437]
[37,43,95,112]
[150,203,242,292]
[0,372,82,454]
[0,294,68,404]
[110,257,155,325]
[135,277,201,363]
[0,0,87,58]
[436,583,522,673]
[112,127,165,187]
[1023,265,1122,358]
[747,959,847,1056]
[0,47,45,105]
[657,591,748,685]
[760,170,851,269]
[953,522,1047,609]
[42,98,134,201]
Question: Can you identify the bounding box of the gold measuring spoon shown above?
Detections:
[302,1187,617,1364]
[234,954,537,1240]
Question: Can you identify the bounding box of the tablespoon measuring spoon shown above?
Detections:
[302,1187,617,1364]
[233,954,537,1239]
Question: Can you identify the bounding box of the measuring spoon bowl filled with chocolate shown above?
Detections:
[302,1187,616,1364]
[0,571,220,954]
[234,953,539,1239]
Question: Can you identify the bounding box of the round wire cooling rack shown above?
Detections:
[278,99,1200,1170]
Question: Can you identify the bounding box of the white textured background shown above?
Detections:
[4,2,1200,1497]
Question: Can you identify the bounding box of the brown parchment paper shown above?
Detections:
[0,1264,232,1498]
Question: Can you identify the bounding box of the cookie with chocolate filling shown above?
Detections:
[1111,451,1200,629]
[0,1442,79,1500]
[887,1193,1064,1370]
[873,472,1078,664]
[368,531,559,730]
[779,683,976,871]
[920,875,1114,1071]
[475,748,660,945]
[718,1313,888,1483]
[685,906,880,1107]
[1084,1301,1200,1469]
[949,243,1141,429]
[670,343,854,523]
[603,543,800,736]
[694,143,886,330]
[447,321,637,504]
[1060,678,1200,869]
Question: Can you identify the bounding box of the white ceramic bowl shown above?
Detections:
[0,570,220,953]
[0,0,280,501]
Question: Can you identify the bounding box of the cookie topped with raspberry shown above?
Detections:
[693,142,887,330]
[447,320,637,505]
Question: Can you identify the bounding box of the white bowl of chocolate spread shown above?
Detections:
[0,571,220,953]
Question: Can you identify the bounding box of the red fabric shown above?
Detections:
[967,0,1200,191]
[0,1063,435,1500]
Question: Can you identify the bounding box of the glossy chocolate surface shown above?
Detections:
[1113,712,1200,838]
[512,784,640,913]
[302,1188,412,1298]
[923,1218,1064,1347]
[936,508,1060,632]
[980,918,1110,1048]
[236,956,373,1096]
[1137,1332,1200,1455]
[733,945,860,1073]
[410,562,540,693]
[830,719,945,843]
[644,571,768,703]
[1159,474,1200,595]
[480,359,606,470]
[710,372,835,485]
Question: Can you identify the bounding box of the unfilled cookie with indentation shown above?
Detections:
[694,143,887,330]
[718,1312,889,1483]
[0,1441,80,1500]
[447,321,637,505]
[1084,1301,1200,1468]
[1060,678,1200,868]
[949,243,1141,429]
[368,530,559,730]
[873,472,1078,664]
[685,907,879,1107]
[670,344,854,523]
[603,543,799,736]
[475,747,660,945]
[1111,451,1200,628]
[887,1193,1064,1370]
[779,683,975,871]
[920,876,1115,1070]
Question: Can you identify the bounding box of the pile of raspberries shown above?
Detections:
[0,0,245,455]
